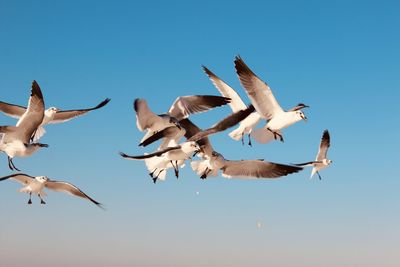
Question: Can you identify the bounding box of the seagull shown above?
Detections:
[0,173,103,208]
[143,155,185,183]
[120,141,201,181]
[202,66,262,146]
[294,130,332,180]
[234,56,309,143]
[134,95,230,144]
[0,93,110,141]
[0,81,48,171]
[139,104,255,148]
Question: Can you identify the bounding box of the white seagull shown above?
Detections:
[234,56,309,143]
[134,95,230,144]
[0,173,103,208]
[0,81,48,171]
[0,94,110,141]
[202,66,262,146]
[120,141,200,181]
[295,130,332,180]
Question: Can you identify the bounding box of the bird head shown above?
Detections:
[296,110,307,122]
[324,159,333,165]
[181,141,200,154]
[45,107,60,116]
[36,176,49,183]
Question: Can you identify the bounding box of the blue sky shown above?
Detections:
[0,0,399,266]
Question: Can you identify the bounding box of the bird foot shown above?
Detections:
[40,200,46,205]
[152,177,157,184]
[28,199,32,204]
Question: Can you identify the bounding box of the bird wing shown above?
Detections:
[188,105,255,142]
[119,146,181,160]
[234,56,283,120]
[316,130,330,161]
[0,173,35,184]
[0,101,27,119]
[15,81,45,143]
[45,180,103,208]
[167,95,230,120]
[221,159,303,179]
[133,99,163,131]
[288,103,309,112]
[202,66,247,112]
[139,126,183,147]
[49,98,110,124]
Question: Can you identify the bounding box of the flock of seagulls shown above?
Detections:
[120,56,333,183]
[0,56,333,208]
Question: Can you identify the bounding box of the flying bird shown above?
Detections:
[120,141,201,180]
[234,56,309,143]
[0,173,103,208]
[134,95,230,144]
[294,130,332,180]
[0,93,110,141]
[202,66,262,146]
[0,81,48,171]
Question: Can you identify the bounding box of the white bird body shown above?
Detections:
[0,140,43,158]
[18,176,46,195]
[228,112,261,140]
[310,159,331,178]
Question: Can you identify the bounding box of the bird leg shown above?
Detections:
[170,160,179,178]
[268,128,284,142]
[248,134,252,146]
[149,169,157,178]
[317,171,322,180]
[38,194,46,204]
[153,169,165,184]
[30,130,37,142]
[200,167,210,179]
[241,133,245,146]
[28,193,32,204]
[8,157,21,171]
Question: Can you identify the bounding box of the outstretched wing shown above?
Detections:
[119,146,180,160]
[15,81,45,143]
[0,173,35,184]
[188,105,255,142]
[0,101,27,119]
[234,56,283,120]
[133,98,164,131]
[202,66,247,112]
[316,130,330,161]
[167,95,230,120]
[222,160,303,179]
[49,98,111,124]
[45,180,103,208]
[139,126,183,147]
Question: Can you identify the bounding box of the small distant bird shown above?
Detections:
[295,130,332,180]
[202,66,262,146]
[120,141,201,180]
[0,173,103,208]
[0,81,48,171]
[0,92,110,141]
[234,56,309,143]
[134,95,230,144]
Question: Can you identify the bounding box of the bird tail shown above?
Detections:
[250,126,278,144]
[32,126,46,142]
[228,126,244,141]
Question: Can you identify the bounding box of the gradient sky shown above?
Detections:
[0,0,399,266]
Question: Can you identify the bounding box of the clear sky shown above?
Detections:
[0,0,399,266]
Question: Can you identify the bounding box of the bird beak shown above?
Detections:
[302,114,308,122]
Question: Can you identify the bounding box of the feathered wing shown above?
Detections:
[202,66,247,112]
[234,56,283,120]
[133,99,164,131]
[316,130,330,161]
[179,118,214,157]
[119,146,181,160]
[15,81,45,143]
[49,98,110,124]
[45,180,103,208]
[188,105,255,142]
[250,125,282,144]
[0,101,27,119]
[167,95,230,120]
[139,126,184,148]
[221,160,303,179]
[0,173,35,184]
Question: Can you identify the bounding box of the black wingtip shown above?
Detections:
[94,98,111,109]
[31,80,44,100]
[133,98,140,112]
